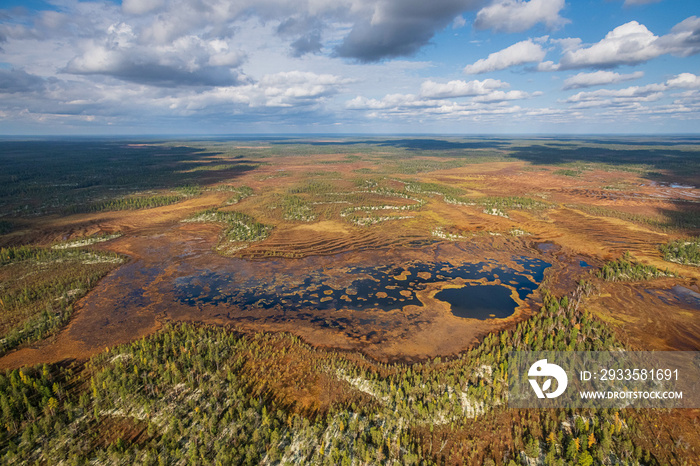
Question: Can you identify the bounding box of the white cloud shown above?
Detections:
[551,37,582,52]
[463,39,547,74]
[346,94,526,118]
[559,21,660,69]
[563,70,644,89]
[666,73,700,89]
[567,83,666,101]
[346,94,428,110]
[64,34,249,87]
[655,16,700,57]
[419,78,509,98]
[559,17,700,69]
[1,0,699,132]
[561,73,700,114]
[565,83,667,108]
[347,81,534,114]
[259,71,353,102]
[473,90,533,102]
[536,61,559,71]
[475,0,568,33]
[176,71,353,109]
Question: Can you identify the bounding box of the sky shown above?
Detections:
[0,0,699,135]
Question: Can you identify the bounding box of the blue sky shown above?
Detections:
[0,0,698,134]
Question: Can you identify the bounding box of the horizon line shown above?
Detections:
[1,133,700,139]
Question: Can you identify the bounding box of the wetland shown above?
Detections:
[1,136,700,464]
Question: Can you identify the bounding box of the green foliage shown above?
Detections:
[185,209,272,243]
[479,196,552,211]
[404,181,462,197]
[0,246,123,354]
[0,245,120,267]
[281,196,316,222]
[554,168,583,177]
[173,184,203,196]
[79,195,185,213]
[221,185,254,204]
[0,281,650,465]
[392,159,466,174]
[51,232,122,250]
[659,237,700,266]
[0,140,260,218]
[597,252,674,281]
[445,195,552,212]
[181,163,258,173]
[288,180,336,195]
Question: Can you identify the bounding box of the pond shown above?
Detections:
[174,256,551,320]
[434,284,518,320]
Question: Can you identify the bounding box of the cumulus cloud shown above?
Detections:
[419,79,509,98]
[64,32,248,87]
[347,80,533,113]
[564,82,669,109]
[559,17,700,69]
[1,0,489,65]
[464,39,547,74]
[346,93,524,115]
[0,68,353,131]
[536,61,559,71]
[177,71,353,109]
[258,71,351,103]
[666,73,700,89]
[563,73,700,111]
[121,0,487,62]
[473,89,533,102]
[551,37,582,52]
[335,0,482,62]
[345,89,544,124]
[562,70,644,89]
[655,16,700,57]
[567,83,665,101]
[559,21,660,69]
[2,0,699,131]
[475,0,568,33]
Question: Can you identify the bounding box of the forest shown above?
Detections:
[660,237,700,266]
[0,285,669,465]
[0,246,124,356]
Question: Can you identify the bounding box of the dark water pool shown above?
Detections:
[435,285,518,320]
[174,256,551,320]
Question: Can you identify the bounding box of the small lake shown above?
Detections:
[435,284,517,320]
[174,256,551,320]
